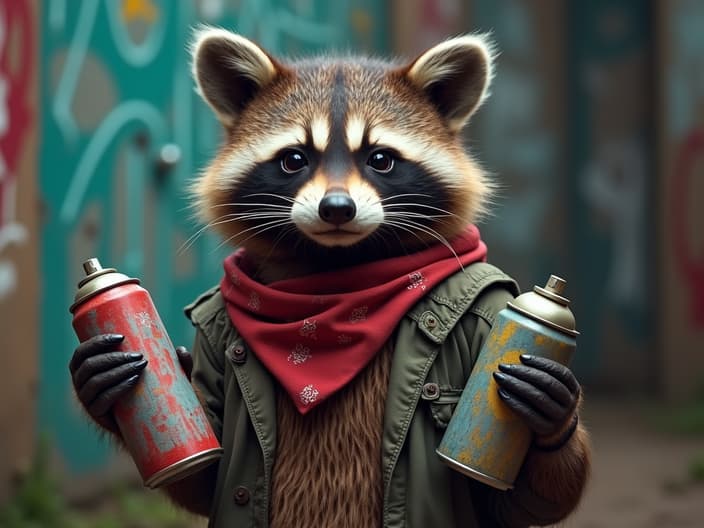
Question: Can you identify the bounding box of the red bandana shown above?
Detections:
[220,225,487,413]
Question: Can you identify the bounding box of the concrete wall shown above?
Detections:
[658,0,704,400]
[0,0,39,502]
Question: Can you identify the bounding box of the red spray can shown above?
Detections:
[70,258,222,488]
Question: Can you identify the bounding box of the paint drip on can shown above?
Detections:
[436,275,578,490]
[69,258,223,488]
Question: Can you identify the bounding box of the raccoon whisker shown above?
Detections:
[384,212,451,220]
[223,213,291,221]
[378,193,433,203]
[178,228,209,255]
[190,213,290,239]
[381,221,436,253]
[384,214,458,235]
[178,211,257,255]
[210,202,292,211]
[242,193,306,207]
[383,219,464,270]
[242,193,297,203]
[384,213,458,231]
[403,224,462,268]
[215,219,294,252]
[382,203,459,217]
[182,211,291,252]
[220,217,292,239]
[386,222,463,270]
[390,216,455,242]
[213,208,291,215]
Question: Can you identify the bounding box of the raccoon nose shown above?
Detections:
[318,192,357,225]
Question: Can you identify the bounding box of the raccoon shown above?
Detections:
[184,28,589,527]
[68,27,590,528]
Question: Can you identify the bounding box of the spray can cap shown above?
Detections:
[507,275,579,336]
[69,258,139,313]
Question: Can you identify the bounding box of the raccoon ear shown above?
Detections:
[405,35,494,132]
[191,28,279,126]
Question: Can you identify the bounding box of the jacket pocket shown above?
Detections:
[420,384,464,429]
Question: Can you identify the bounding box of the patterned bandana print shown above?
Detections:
[220,225,488,414]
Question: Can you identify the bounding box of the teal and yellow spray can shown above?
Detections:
[436,275,578,490]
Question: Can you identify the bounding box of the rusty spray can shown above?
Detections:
[69,258,223,488]
[436,275,578,490]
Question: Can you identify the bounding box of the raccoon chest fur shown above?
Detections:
[269,342,392,527]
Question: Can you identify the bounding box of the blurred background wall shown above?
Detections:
[0,0,702,506]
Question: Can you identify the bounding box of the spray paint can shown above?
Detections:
[436,275,578,490]
[70,258,223,488]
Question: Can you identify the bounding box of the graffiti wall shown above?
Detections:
[0,0,34,293]
[469,0,567,291]
[566,1,655,390]
[659,0,704,399]
[39,0,387,477]
[0,0,38,502]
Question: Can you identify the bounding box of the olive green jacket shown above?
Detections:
[185,263,570,527]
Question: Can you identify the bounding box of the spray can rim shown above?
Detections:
[70,258,139,313]
[507,275,579,337]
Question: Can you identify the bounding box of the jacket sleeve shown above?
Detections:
[461,286,591,527]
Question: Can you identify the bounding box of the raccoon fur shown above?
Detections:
[190,28,495,282]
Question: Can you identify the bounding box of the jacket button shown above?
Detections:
[425,315,438,329]
[422,382,440,400]
[233,486,250,505]
[228,344,247,364]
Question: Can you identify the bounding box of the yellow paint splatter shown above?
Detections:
[496,320,517,347]
[486,349,524,421]
[122,0,159,23]
[534,333,548,346]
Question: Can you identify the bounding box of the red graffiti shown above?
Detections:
[672,128,704,327]
[0,0,34,224]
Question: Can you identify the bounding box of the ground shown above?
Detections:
[565,398,704,528]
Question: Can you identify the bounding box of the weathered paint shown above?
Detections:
[71,283,221,487]
[437,306,576,489]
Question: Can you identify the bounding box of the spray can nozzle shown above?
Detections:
[82,258,103,275]
[544,275,566,295]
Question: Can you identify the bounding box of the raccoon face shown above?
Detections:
[191,28,494,266]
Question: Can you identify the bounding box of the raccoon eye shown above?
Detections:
[367,151,394,174]
[281,150,308,174]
